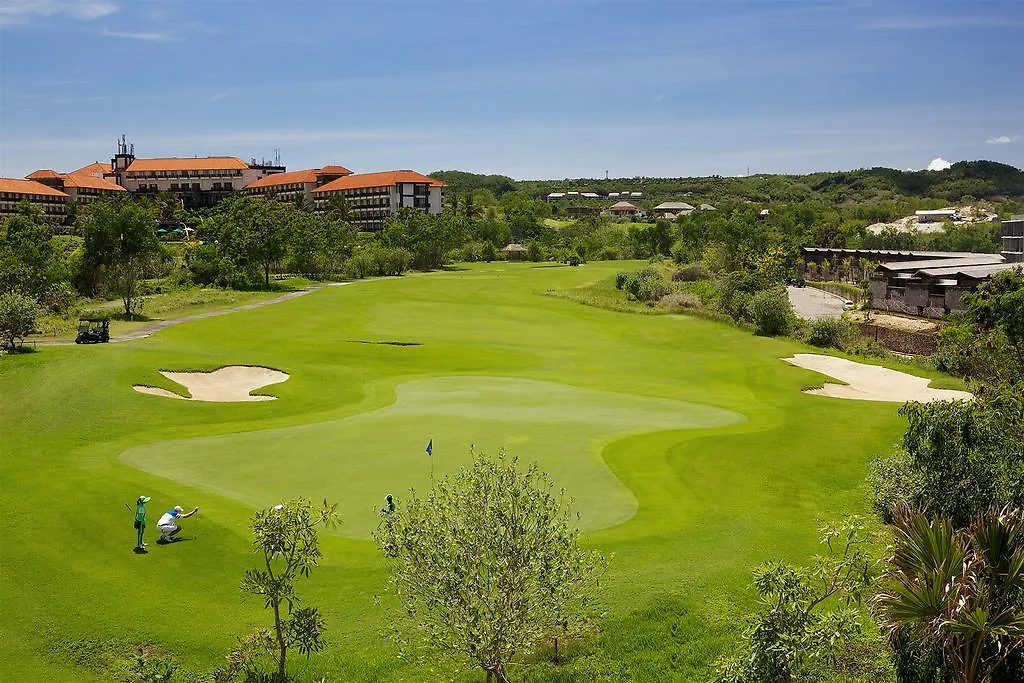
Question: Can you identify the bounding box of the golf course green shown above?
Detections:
[0,261,942,681]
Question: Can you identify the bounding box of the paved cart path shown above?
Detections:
[787,285,846,319]
[37,285,348,346]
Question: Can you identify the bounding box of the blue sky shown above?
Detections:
[1,0,1022,179]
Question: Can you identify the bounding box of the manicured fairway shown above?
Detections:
[0,261,942,681]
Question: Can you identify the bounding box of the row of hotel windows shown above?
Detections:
[0,192,65,202]
[136,182,234,191]
[1,201,65,213]
[126,169,245,180]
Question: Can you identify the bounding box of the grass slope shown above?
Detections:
[1,261,921,681]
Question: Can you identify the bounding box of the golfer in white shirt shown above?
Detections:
[156,505,198,543]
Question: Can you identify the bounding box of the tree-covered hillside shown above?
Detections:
[433,161,1024,207]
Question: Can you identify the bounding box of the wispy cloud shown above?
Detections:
[987,134,1021,145]
[102,28,174,42]
[863,17,1024,30]
[0,0,117,26]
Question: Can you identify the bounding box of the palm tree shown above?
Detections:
[874,505,1024,683]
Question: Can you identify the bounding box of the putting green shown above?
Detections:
[121,376,742,537]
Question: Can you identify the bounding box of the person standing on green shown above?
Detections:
[134,495,151,553]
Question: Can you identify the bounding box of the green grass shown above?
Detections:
[32,287,289,341]
[0,261,944,681]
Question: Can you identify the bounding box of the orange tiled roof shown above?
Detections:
[244,165,353,190]
[313,170,444,193]
[61,174,127,192]
[70,162,112,178]
[126,157,249,172]
[0,177,69,198]
[26,169,62,180]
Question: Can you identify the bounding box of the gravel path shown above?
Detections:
[787,285,846,319]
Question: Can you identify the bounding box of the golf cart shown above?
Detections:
[75,317,110,344]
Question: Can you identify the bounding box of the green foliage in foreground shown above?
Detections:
[0,290,41,350]
[377,451,607,682]
[874,505,1024,683]
[1,261,944,681]
[716,519,884,683]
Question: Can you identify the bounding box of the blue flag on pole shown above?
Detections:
[425,439,433,456]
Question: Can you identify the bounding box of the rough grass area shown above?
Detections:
[31,288,289,341]
[1,261,958,681]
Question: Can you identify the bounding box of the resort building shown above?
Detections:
[107,137,285,208]
[25,168,126,205]
[606,201,645,219]
[242,166,353,206]
[1003,215,1024,263]
[652,201,695,218]
[0,177,69,221]
[867,253,1010,317]
[311,170,444,231]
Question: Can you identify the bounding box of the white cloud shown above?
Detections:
[102,29,175,42]
[864,17,1024,30]
[926,158,952,171]
[986,135,1021,145]
[0,0,117,25]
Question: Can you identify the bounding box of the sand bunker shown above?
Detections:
[133,366,289,402]
[783,354,973,403]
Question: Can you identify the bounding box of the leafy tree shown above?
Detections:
[0,291,40,351]
[716,518,878,683]
[218,197,292,289]
[0,214,54,299]
[219,498,339,682]
[874,505,1024,683]
[748,287,793,336]
[82,201,159,318]
[376,450,608,683]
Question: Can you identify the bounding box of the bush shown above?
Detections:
[672,264,709,282]
[806,316,857,349]
[748,287,793,336]
[659,292,701,309]
[867,450,926,522]
[0,291,41,351]
[614,271,629,289]
[623,267,669,303]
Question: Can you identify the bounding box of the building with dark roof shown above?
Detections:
[1003,215,1024,263]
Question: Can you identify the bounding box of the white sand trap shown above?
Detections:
[783,354,973,403]
[133,366,289,402]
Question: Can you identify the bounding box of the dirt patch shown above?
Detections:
[133,366,289,402]
[783,354,972,403]
[847,310,937,332]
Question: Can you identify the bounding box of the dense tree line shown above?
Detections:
[434,160,1024,209]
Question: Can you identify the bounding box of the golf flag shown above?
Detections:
[425,439,433,457]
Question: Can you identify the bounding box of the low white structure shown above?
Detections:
[915,209,961,223]
[653,201,695,217]
[607,201,645,218]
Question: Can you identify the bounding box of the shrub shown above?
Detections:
[659,292,701,309]
[867,450,926,522]
[806,316,857,349]
[614,271,629,289]
[748,287,793,336]
[623,267,669,303]
[672,264,709,282]
[0,291,41,351]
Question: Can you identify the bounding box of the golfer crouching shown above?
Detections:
[156,505,198,544]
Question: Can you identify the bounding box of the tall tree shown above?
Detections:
[82,200,159,318]
[377,450,608,682]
